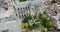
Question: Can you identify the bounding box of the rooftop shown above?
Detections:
[15,0,43,8]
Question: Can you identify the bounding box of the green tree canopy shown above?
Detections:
[22,16,32,23]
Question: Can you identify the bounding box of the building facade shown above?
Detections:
[13,0,45,19]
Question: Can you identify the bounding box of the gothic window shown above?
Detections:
[19,15,21,18]
[16,14,18,16]
[24,14,26,17]
[26,7,27,10]
[18,8,20,10]
[21,8,22,10]
[28,6,30,10]
[22,15,24,18]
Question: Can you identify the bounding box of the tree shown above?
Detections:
[39,12,54,28]
[22,16,32,23]
[21,12,55,32]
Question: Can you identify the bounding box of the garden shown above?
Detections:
[20,0,58,32]
[20,11,56,32]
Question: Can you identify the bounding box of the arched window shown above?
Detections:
[21,11,23,14]
[22,15,24,18]
[21,8,22,10]
[19,15,21,18]
[24,14,26,17]
[26,7,27,9]
[16,14,18,16]
[18,8,20,10]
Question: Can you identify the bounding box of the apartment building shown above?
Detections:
[13,0,51,19]
[13,0,45,19]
